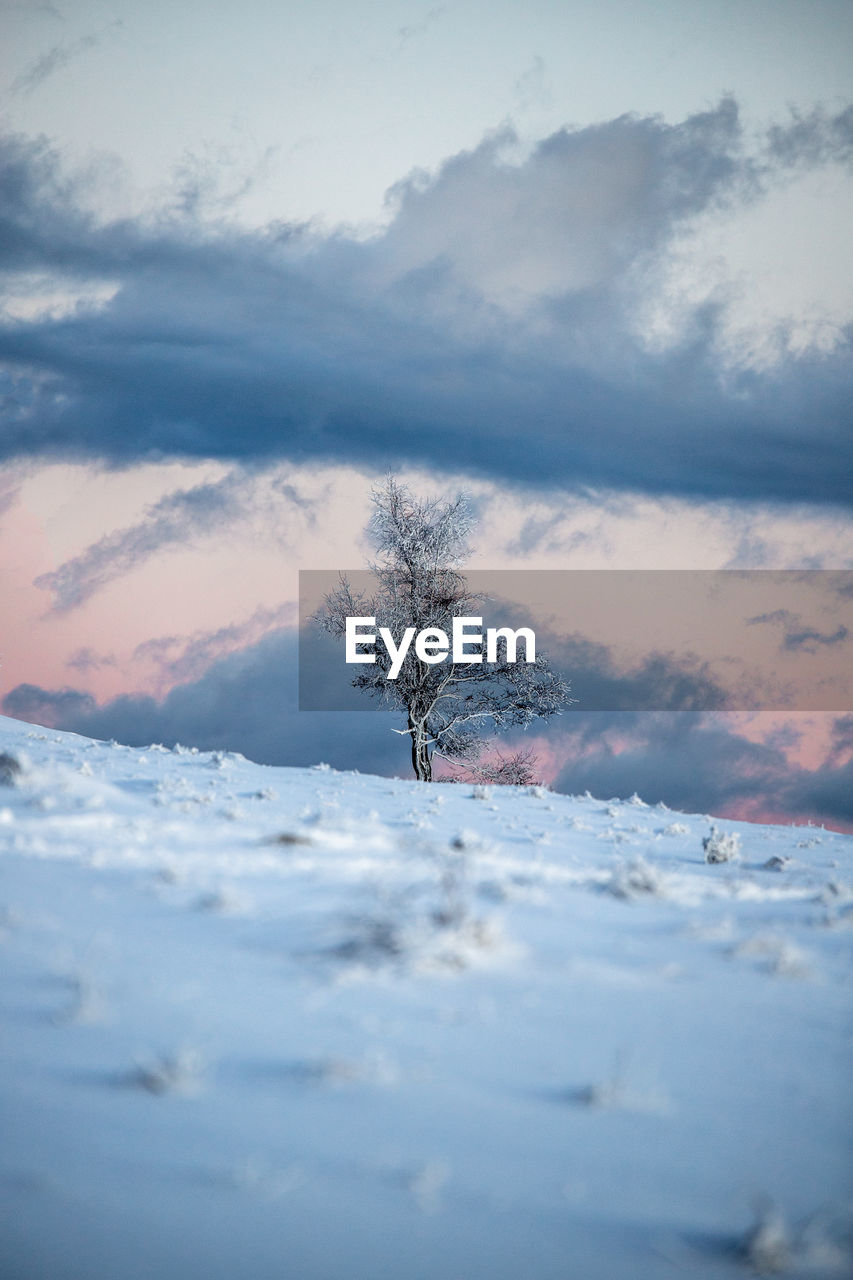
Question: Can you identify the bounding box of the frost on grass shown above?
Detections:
[563,1052,669,1115]
[734,1199,853,1276]
[448,828,484,851]
[703,824,741,863]
[740,1202,791,1275]
[283,1051,398,1088]
[195,886,252,915]
[328,845,512,975]
[51,974,104,1026]
[331,907,507,975]
[0,752,23,785]
[125,1047,205,1096]
[605,857,666,900]
[730,933,813,979]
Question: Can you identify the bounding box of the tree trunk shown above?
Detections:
[408,713,432,782]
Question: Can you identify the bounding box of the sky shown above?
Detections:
[1,0,852,828]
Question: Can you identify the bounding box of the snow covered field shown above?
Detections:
[1,713,851,1280]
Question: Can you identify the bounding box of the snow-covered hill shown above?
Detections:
[1,714,851,1279]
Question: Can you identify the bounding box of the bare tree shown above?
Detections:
[316,475,572,781]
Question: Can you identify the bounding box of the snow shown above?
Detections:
[1,713,851,1279]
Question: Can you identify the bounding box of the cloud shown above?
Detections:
[528,631,731,712]
[33,471,249,611]
[782,625,849,652]
[766,104,853,170]
[67,646,115,671]
[396,5,446,47]
[0,4,63,17]
[550,710,853,826]
[3,682,96,722]
[552,712,783,807]
[134,602,296,688]
[1,101,852,504]
[10,20,121,97]
[775,753,853,824]
[32,466,323,614]
[748,608,797,626]
[824,713,853,766]
[0,475,19,522]
[748,608,850,653]
[2,630,410,775]
[5,636,851,827]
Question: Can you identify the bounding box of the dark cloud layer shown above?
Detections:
[1,100,852,504]
[4,627,851,828]
[551,711,853,826]
[3,631,410,776]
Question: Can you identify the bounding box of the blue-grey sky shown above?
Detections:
[4,0,853,228]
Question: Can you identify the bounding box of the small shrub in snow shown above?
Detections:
[331,860,506,975]
[449,828,481,851]
[567,816,591,831]
[661,822,689,836]
[128,1047,205,1096]
[0,752,22,785]
[730,934,812,980]
[444,745,542,787]
[740,1202,791,1275]
[195,887,251,915]
[606,857,665,900]
[703,824,741,863]
[266,831,313,847]
[627,792,647,807]
[762,855,792,871]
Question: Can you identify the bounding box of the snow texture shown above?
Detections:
[0,714,851,1279]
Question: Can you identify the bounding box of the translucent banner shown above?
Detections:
[298,570,853,712]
